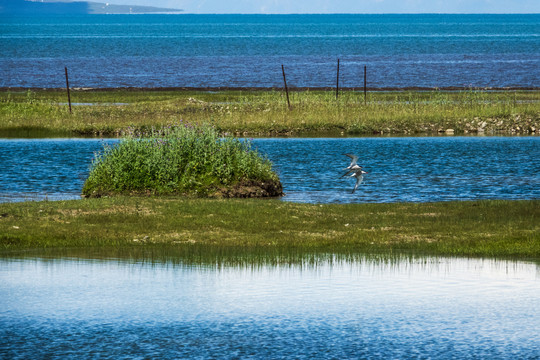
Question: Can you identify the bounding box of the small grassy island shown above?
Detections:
[82,123,282,198]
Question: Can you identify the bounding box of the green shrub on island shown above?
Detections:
[82,123,283,198]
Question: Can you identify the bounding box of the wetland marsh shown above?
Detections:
[2,13,539,359]
[1,136,538,258]
[1,89,538,137]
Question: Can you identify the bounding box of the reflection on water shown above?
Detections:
[0,136,539,204]
[1,256,539,359]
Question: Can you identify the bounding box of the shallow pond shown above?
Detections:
[0,136,538,203]
[0,256,538,359]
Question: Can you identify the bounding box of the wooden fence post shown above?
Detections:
[281,64,291,110]
[364,65,367,105]
[65,67,72,114]
[336,58,340,100]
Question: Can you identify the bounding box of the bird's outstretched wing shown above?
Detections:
[343,153,359,169]
[350,169,368,194]
[351,174,364,194]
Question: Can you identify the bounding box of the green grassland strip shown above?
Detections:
[1,89,538,136]
[0,198,538,260]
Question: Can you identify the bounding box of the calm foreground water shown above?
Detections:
[1,14,539,88]
[0,256,539,359]
[0,136,538,203]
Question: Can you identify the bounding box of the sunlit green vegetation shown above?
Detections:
[82,123,282,198]
[0,89,538,136]
[1,198,538,261]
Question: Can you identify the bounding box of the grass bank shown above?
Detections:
[0,89,538,137]
[1,198,538,261]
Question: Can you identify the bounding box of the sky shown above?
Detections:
[98,0,540,14]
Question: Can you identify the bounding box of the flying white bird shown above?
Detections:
[341,153,368,193]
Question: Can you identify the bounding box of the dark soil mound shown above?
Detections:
[210,180,283,198]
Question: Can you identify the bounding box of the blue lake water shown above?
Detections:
[0,136,538,203]
[1,256,539,359]
[1,14,539,88]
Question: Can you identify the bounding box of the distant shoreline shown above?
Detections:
[0,0,183,15]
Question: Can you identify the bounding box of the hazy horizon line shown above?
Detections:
[5,12,538,15]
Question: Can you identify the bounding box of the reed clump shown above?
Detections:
[82,123,282,198]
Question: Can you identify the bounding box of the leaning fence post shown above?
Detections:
[364,65,367,105]
[336,58,340,100]
[65,67,72,114]
[281,64,291,110]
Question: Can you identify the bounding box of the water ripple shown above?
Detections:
[0,137,538,204]
[0,257,538,359]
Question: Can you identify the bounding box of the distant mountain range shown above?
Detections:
[0,0,183,14]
